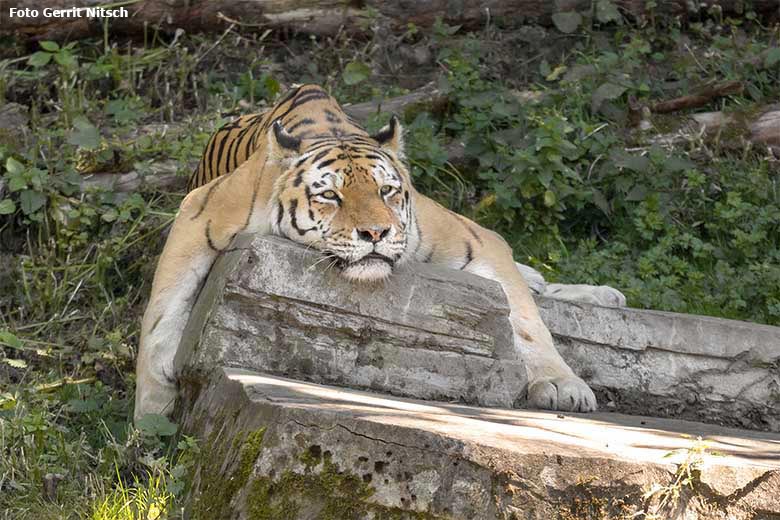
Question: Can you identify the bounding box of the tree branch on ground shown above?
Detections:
[4,0,779,42]
[650,81,744,114]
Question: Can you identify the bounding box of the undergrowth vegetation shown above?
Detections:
[0,5,778,518]
[410,16,780,321]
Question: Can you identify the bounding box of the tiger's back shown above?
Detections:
[188,85,366,191]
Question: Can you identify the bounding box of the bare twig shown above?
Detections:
[194,23,237,65]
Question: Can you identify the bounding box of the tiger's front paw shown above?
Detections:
[527,375,597,412]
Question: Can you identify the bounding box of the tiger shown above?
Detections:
[134,84,597,422]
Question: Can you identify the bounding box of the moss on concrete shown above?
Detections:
[246,444,442,520]
[188,419,441,519]
[191,426,266,520]
[239,428,266,475]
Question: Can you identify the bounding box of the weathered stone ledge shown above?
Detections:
[175,235,526,409]
[179,367,780,519]
[538,297,780,432]
[175,234,780,432]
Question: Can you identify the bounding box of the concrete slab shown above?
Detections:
[538,297,780,432]
[179,367,780,520]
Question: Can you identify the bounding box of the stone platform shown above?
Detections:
[179,367,780,519]
[174,235,780,518]
[540,296,780,431]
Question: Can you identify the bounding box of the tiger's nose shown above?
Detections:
[357,226,390,243]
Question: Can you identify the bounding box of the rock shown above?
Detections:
[515,25,547,44]
[397,43,434,66]
[173,233,780,518]
[538,296,780,432]
[543,282,627,307]
[0,103,28,127]
[342,83,444,122]
[175,233,780,432]
[691,110,734,132]
[175,235,527,409]
[178,367,780,519]
[751,107,780,148]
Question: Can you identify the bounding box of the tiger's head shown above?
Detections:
[269,116,416,282]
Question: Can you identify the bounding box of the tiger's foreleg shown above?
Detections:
[466,237,597,412]
[134,164,270,421]
[412,194,597,411]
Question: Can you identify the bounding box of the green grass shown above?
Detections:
[87,467,174,520]
[0,6,778,517]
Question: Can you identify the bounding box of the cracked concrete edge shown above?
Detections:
[181,234,780,367]
[174,234,516,375]
[536,295,780,361]
[173,234,780,431]
[177,367,780,520]
[230,236,514,350]
[531,258,780,434]
[200,315,528,407]
[551,320,780,432]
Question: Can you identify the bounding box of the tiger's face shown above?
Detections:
[270,117,415,282]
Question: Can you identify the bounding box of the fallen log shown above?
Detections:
[342,82,445,121]
[751,107,780,147]
[650,80,744,114]
[79,160,186,193]
[1,1,365,41]
[646,105,780,155]
[3,0,778,42]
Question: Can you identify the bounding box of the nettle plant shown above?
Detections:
[406,35,609,254]
[0,142,145,242]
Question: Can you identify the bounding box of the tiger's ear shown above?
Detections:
[268,119,301,163]
[370,115,404,157]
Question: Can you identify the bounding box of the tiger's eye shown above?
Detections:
[380,185,394,196]
[321,190,339,200]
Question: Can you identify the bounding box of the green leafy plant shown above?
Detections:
[28,40,78,69]
[402,19,779,324]
[3,156,49,220]
[342,60,372,85]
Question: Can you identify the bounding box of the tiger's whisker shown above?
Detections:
[324,258,340,273]
[308,254,338,271]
